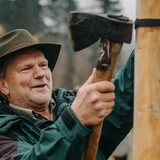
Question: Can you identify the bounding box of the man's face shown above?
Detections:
[1,48,53,110]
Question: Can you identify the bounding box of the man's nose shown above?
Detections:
[33,66,45,78]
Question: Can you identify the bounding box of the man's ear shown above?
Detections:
[0,79,9,96]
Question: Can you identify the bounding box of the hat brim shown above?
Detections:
[26,43,62,71]
[0,42,62,72]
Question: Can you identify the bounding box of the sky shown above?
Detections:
[78,0,136,23]
[120,0,136,51]
[121,0,136,20]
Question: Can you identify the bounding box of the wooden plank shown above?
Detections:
[133,0,160,159]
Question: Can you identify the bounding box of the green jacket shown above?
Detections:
[0,51,134,160]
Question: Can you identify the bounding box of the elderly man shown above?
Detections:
[0,29,134,160]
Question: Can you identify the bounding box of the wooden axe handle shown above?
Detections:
[83,38,122,160]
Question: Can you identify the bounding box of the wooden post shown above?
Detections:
[133,0,160,159]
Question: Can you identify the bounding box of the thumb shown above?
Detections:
[84,68,96,85]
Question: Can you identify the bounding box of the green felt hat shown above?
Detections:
[0,29,61,101]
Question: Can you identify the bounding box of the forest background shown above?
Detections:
[0,0,135,89]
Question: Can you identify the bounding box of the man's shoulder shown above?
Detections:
[52,88,77,98]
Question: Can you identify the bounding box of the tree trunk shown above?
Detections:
[133,0,160,159]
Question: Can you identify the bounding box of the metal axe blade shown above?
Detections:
[68,11,133,51]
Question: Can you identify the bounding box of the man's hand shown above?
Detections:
[71,68,115,126]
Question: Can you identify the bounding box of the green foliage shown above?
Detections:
[39,0,77,33]
[0,0,44,32]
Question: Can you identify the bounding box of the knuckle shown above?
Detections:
[111,92,116,100]
[112,83,115,90]
[84,85,93,95]
[111,101,115,107]
[88,92,99,104]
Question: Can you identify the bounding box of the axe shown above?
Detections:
[68,12,133,160]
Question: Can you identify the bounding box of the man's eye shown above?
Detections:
[21,67,29,72]
[41,63,48,68]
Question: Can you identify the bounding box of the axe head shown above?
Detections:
[68,12,133,51]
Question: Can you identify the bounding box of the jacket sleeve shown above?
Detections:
[98,50,134,158]
[0,107,92,160]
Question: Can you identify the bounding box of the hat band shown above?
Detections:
[6,42,35,54]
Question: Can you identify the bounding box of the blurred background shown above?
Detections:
[0,0,136,89]
[0,1,135,159]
